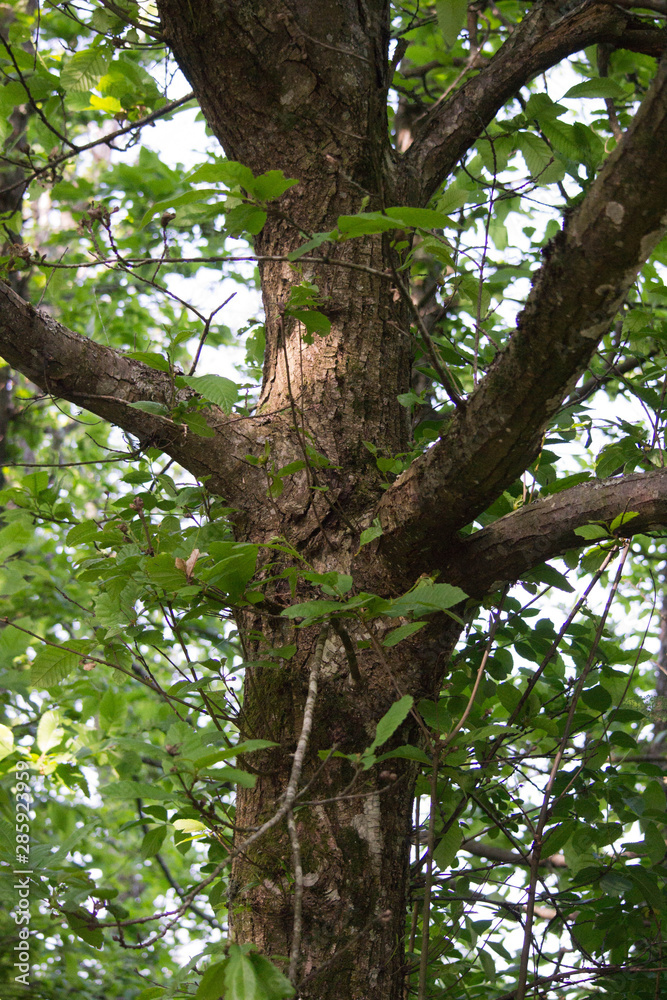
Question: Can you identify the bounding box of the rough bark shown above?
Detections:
[3,2,667,997]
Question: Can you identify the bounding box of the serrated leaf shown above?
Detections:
[248,952,295,999]
[94,592,126,634]
[140,188,222,228]
[183,411,216,438]
[137,988,168,1000]
[337,212,403,236]
[66,521,100,546]
[388,581,467,617]
[173,819,207,834]
[0,519,33,560]
[287,231,334,261]
[383,206,453,231]
[523,563,573,593]
[180,374,239,413]
[31,643,87,687]
[251,169,299,201]
[288,308,331,336]
[368,695,413,753]
[61,48,109,92]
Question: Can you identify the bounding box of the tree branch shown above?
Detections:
[440,469,667,598]
[400,1,665,204]
[368,49,667,593]
[0,281,260,503]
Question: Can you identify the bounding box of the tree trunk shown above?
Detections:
[156,3,437,993]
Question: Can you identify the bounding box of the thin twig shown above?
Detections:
[0,92,196,198]
[515,542,630,1000]
[390,265,465,409]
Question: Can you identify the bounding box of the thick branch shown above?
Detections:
[368,50,667,593]
[401,1,664,203]
[440,469,667,598]
[0,281,259,503]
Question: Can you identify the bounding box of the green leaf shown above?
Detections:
[383,206,453,231]
[436,0,466,47]
[0,519,33,560]
[540,118,581,161]
[145,553,192,592]
[140,188,222,228]
[433,821,462,868]
[337,212,403,236]
[0,723,13,761]
[609,511,639,532]
[31,642,90,687]
[281,599,345,622]
[564,78,625,100]
[359,521,383,547]
[183,411,216,438]
[61,48,109,92]
[382,622,426,647]
[250,170,299,201]
[128,400,169,416]
[66,521,101,546]
[196,960,228,1000]
[224,946,259,1000]
[204,543,258,600]
[247,952,295,999]
[287,231,334,261]
[574,524,610,540]
[522,563,573,593]
[102,781,171,801]
[368,695,413,753]
[625,865,665,910]
[126,351,171,373]
[288,308,331,337]
[596,439,639,478]
[224,204,267,236]
[36,710,64,753]
[388,581,467,618]
[140,826,167,859]
[180,374,239,413]
[374,744,431,765]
